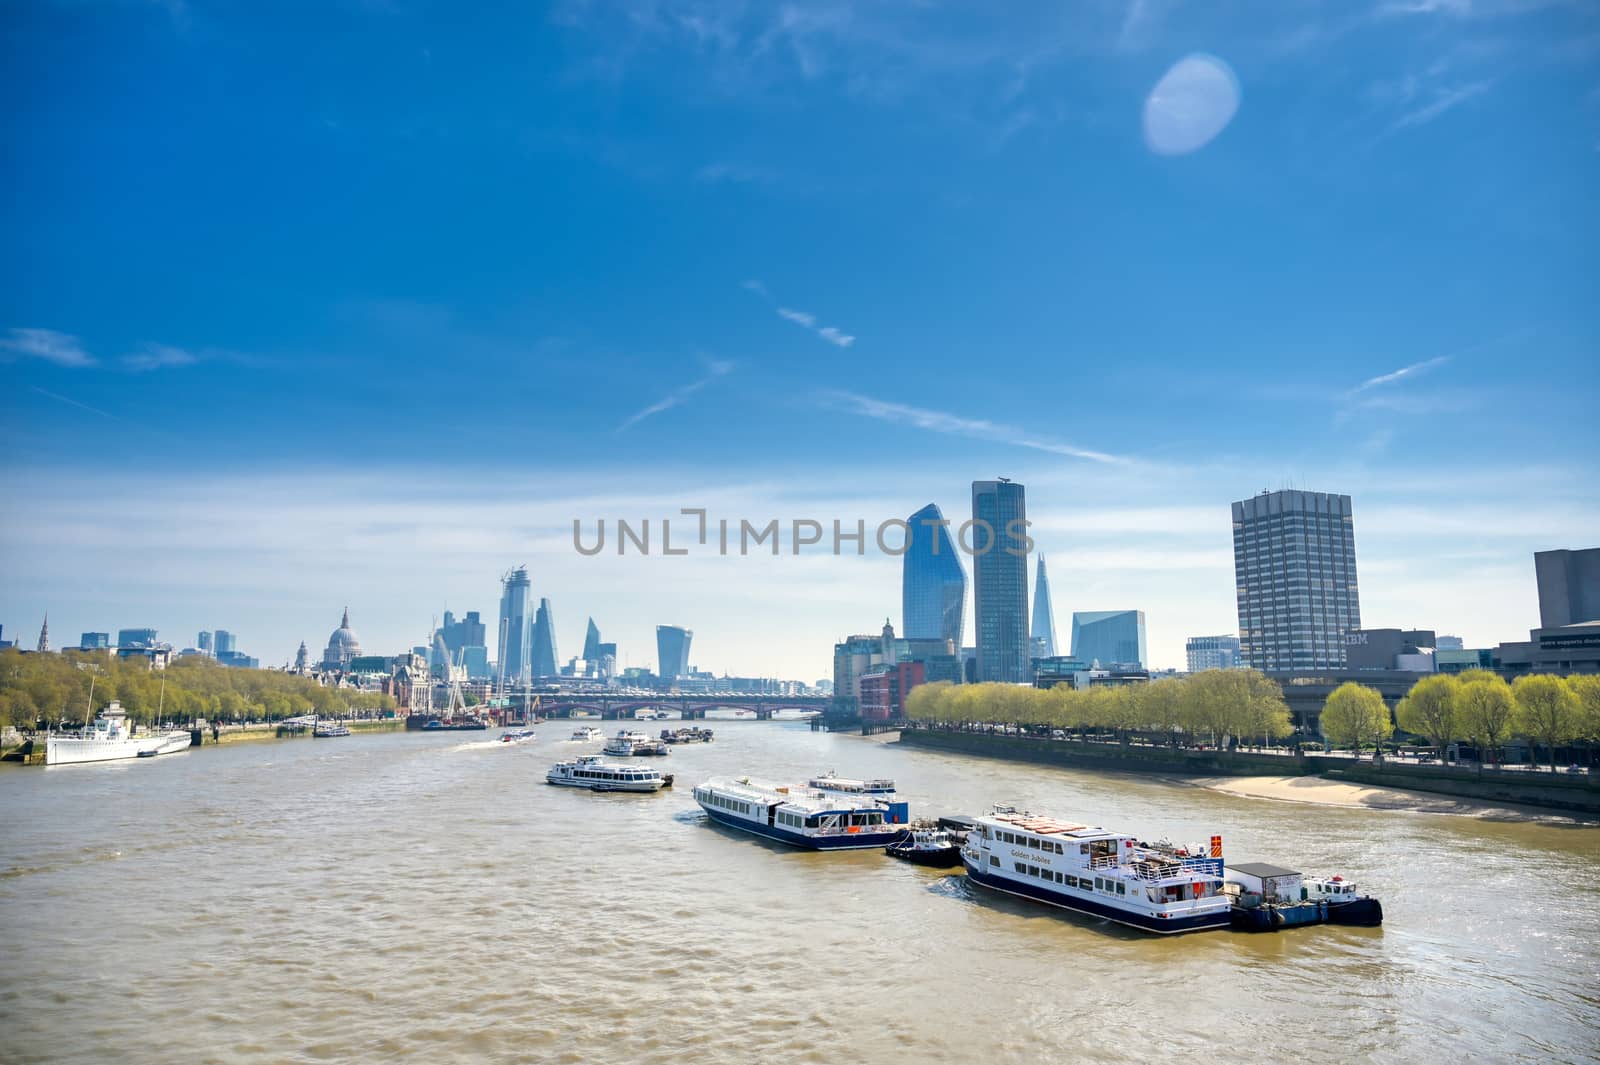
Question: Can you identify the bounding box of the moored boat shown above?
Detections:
[961,808,1231,935]
[1223,865,1383,930]
[692,777,910,850]
[602,730,669,756]
[546,755,673,792]
[47,702,176,766]
[661,727,714,744]
[808,771,896,796]
[885,826,964,867]
[313,722,352,738]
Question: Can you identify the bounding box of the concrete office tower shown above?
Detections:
[1186,635,1241,672]
[531,598,559,678]
[1030,555,1057,659]
[1535,548,1600,627]
[657,625,693,680]
[1232,489,1361,671]
[498,566,532,685]
[1071,610,1147,669]
[198,631,213,654]
[902,503,966,648]
[972,479,1029,683]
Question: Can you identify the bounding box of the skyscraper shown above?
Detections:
[1071,610,1147,668]
[214,630,237,656]
[902,502,966,648]
[1030,555,1057,659]
[1535,548,1600,627]
[971,479,1029,683]
[657,625,692,681]
[531,598,558,678]
[582,618,602,664]
[198,631,213,654]
[1232,489,1361,671]
[498,566,532,685]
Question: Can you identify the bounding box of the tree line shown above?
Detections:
[0,648,395,731]
[904,670,1295,748]
[1324,670,1600,769]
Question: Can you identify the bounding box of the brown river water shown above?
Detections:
[2,719,1597,1065]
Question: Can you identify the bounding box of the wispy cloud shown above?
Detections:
[1390,81,1493,130]
[617,358,734,431]
[1,328,97,368]
[821,390,1124,464]
[743,281,855,347]
[122,343,199,372]
[695,162,778,185]
[1349,354,1452,394]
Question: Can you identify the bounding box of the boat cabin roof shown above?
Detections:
[1228,862,1301,879]
[808,774,895,790]
[702,777,885,815]
[988,811,1112,839]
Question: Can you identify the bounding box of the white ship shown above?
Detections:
[570,726,604,742]
[602,730,669,757]
[47,702,187,766]
[547,756,673,792]
[808,771,896,796]
[692,777,910,850]
[962,807,1231,935]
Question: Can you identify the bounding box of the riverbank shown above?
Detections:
[1187,774,1569,821]
[897,727,1600,817]
[1,718,407,764]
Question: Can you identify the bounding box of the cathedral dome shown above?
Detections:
[322,607,363,667]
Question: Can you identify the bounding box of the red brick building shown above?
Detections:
[858,660,926,721]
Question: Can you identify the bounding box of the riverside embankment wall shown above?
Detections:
[898,728,1600,815]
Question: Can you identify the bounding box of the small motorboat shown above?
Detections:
[1304,875,1384,926]
[500,728,537,744]
[885,827,963,868]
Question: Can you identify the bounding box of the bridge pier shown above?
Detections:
[754,708,775,721]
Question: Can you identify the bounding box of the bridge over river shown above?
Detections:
[528,693,830,721]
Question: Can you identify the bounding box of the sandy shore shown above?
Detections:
[1190,774,1578,821]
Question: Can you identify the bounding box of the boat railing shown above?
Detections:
[1125,856,1218,882]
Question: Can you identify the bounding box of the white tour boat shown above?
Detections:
[808,771,896,796]
[570,726,605,742]
[47,702,187,766]
[547,756,673,792]
[962,807,1231,935]
[692,777,910,850]
[138,730,195,757]
[602,730,669,757]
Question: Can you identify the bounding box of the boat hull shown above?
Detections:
[963,858,1230,935]
[1327,897,1384,926]
[886,844,964,868]
[545,775,670,793]
[46,734,165,766]
[701,805,908,850]
[406,715,488,731]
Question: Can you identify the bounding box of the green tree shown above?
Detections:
[1456,670,1515,772]
[1318,682,1393,760]
[1395,674,1460,762]
[1566,675,1600,750]
[1512,674,1579,771]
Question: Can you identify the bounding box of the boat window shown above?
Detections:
[1053,843,1064,854]
[1027,838,1039,850]
[1065,875,1077,887]
[990,856,1000,867]
[1055,872,1063,884]
[1015,862,1026,874]
[1116,882,1126,896]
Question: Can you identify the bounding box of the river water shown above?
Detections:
[2,719,1596,1065]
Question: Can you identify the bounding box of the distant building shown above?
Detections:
[80,632,111,650]
[35,615,50,654]
[972,479,1029,683]
[1186,635,1241,673]
[461,645,490,679]
[1232,489,1360,671]
[1030,555,1058,659]
[294,641,310,671]
[1436,648,1494,674]
[1071,610,1147,669]
[1535,548,1600,627]
[321,608,363,670]
[116,646,171,670]
[902,502,966,648]
[832,633,886,714]
[1034,656,1091,690]
[859,660,926,721]
[118,628,159,649]
[214,630,237,656]
[0,625,10,650]
[531,598,558,678]
[498,566,533,686]
[595,641,617,678]
[198,631,213,655]
[1435,635,1465,651]
[1345,628,1436,672]
[657,625,692,681]
[217,651,259,669]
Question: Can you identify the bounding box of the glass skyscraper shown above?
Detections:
[498,566,532,685]
[1030,555,1057,659]
[657,625,692,680]
[902,503,966,648]
[531,598,559,678]
[971,479,1029,683]
[1232,490,1361,671]
[1070,610,1147,668]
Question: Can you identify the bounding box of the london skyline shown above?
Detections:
[3,2,1596,679]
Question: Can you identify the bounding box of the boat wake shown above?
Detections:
[449,740,510,752]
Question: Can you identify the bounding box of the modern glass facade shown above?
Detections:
[582,618,602,663]
[1070,610,1147,669]
[531,598,559,678]
[657,625,692,680]
[1185,634,1241,672]
[214,630,237,656]
[902,503,966,648]
[971,479,1029,683]
[1232,490,1361,671]
[498,566,532,685]
[81,632,111,650]
[117,628,159,648]
[1030,555,1057,659]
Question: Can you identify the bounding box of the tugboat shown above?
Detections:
[1305,875,1384,926]
[1224,864,1384,930]
[885,825,964,867]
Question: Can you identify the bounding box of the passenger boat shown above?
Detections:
[660,727,714,744]
[313,722,352,738]
[602,730,669,757]
[547,756,673,792]
[808,771,896,796]
[961,808,1231,934]
[570,726,605,742]
[47,702,185,766]
[885,826,964,867]
[692,777,910,850]
[499,728,537,744]
[408,714,489,731]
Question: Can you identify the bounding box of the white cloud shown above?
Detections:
[776,307,816,327]
[1391,81,1493,130]
[1349,354,1451,393]
[122,343,199,372]
[822,390,1125,464]
[1,328,97,368]
[744,283,858,347]
[816,326,854,348]
[617,358,734,431]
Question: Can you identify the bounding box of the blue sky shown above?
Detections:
[2,0,1597,677]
